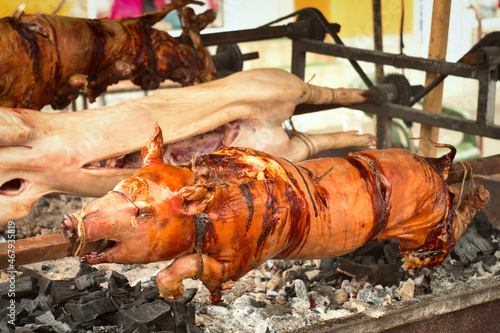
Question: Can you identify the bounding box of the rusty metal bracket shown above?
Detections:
[0,233,70,269]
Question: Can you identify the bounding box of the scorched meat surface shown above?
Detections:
[0,0,216,110]
[0,68,374,226]
[62,124,489,304]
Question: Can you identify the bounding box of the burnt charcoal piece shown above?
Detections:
[115,300,171,328]
[49,280,81,304]
[38,277,53,295]
[122,322,149,333]
[5,266,199,331]
[109,271,130,291]
[139,285,160,302]
[452,224,495,263]
[19,269,43,282]
[0,276,38,298]
[34,294,54,311]
[472,210,494,239]
[118,299,171,325]
[75,263,99,277]
[33,310,72,333]
[19,298,37,313]
[74,270,106,290]
[337,258,380,284]
[176,288,198,305]
[64,297,116,323]
[376,263,401,287]
[170,301,200,333]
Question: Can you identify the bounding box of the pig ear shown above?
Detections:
[180,185,214,216]
[141,123,164,166]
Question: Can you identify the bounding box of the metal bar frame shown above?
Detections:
[290,37,500,149]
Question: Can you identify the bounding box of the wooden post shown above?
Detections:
[418,0,452,157]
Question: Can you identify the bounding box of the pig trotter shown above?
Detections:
[454,184,490,240]
[156,253,227,304]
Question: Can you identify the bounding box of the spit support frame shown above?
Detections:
[198,7,500,150]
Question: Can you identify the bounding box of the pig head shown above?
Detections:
[62,125,198,265]
[0,68,374,225]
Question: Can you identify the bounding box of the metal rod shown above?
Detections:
[199,22,340,46]
[0,233,71,269]
[294,102,500,139]
[372,0,384,84]
[294,39,477,78]
[447,154,500,184]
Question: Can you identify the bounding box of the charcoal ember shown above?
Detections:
[75,270,106,291]
[138,285,160,302]
[472,210,495,239]
[304,269,322,282]
[116,299,171,327]
[0,275,38,299]
[31,310,71,333]
[376,263,401,286]
[108,271,130,291]
[20,268,43,281]
[50,280,81,304]
[337,258,379,284]
[170,301,199,333]
[264,302,293,316]
[452,224,495,263]
[474,253,498,266]
[38,277,53,295]
[356,285,388,307]
[41,264,55,273]
[19,298,37,313]
[64,297,115,323]
[75,263,99,277]
[34,294,54,311]
[282,265,303,281]
[176,287,198,305]
[0,321,10,333]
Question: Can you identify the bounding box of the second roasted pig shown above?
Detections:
[0,0,216,110]
[62,124,489,304]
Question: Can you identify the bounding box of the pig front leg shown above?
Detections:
[156,253,232,304]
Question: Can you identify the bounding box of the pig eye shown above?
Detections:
[136,208,151,219]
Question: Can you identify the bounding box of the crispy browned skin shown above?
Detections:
[62,125,489,304]
[0,0,216,110]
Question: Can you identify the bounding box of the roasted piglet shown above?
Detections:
[62,124,489,304]
[0,0,216,110]
[0,68,374,226]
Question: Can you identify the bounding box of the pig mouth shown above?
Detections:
[77,239,117,264]
[81,121,241,170]
[61,214,118,263]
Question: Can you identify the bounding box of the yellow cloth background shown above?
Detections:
[0,0,76,17]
